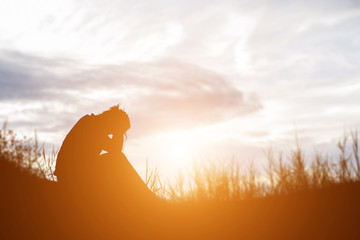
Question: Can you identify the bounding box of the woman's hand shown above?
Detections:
[106,133,124,156]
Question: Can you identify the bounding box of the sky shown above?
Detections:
[1,0,360,180]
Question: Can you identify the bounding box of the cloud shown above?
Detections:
[0,51,262,141]
[54,59,263,136]
[0,50,84,101]
[0,55,50,100]
[115,60,262,136]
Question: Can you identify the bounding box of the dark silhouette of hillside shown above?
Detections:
[1,124,360,239]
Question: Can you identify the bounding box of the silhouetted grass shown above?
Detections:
[0,122,57,180]
[162,131,360,201]
[2,122,359,200]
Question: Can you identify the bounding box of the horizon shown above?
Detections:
[1,0,360,179]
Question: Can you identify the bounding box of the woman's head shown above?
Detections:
[100,105,130,135]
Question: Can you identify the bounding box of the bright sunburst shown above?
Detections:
[160,132,194,169]
[169,144,191,166]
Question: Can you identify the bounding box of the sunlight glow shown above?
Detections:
[169,143,191,167]
[150,131,198,170]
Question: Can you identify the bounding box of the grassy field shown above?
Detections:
[1,124,359,239]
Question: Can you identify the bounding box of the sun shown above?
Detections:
[161,133,194,168]
[170,144,190,163]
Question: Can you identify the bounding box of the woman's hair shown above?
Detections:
[101,104,130,134]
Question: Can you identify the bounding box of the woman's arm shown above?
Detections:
[103,134,124,155]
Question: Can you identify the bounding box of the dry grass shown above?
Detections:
[1,123,359,202]
[0,122,57,180]
[155,130,360,201]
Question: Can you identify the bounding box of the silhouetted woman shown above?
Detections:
[54,105,155,204]
[54,105,129,182]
